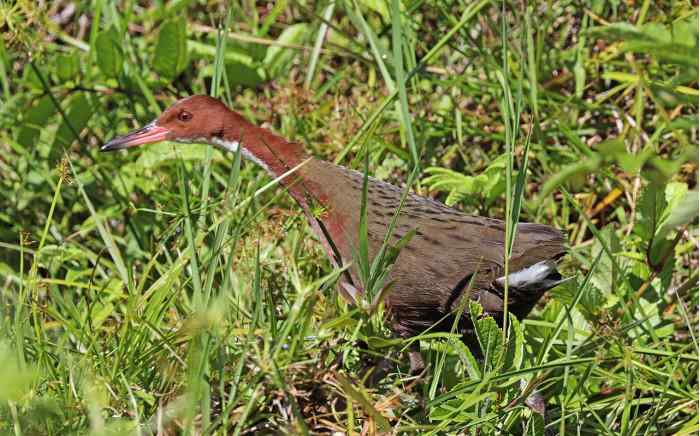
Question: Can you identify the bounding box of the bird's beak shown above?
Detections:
[101,121,169,152]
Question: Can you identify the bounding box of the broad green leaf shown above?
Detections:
[452,340,482,380]
[188,40,266,86]
[474,315,502,370]
[503,314,523,370]
[335,373,390,432]
[635,183,698,267]
[94,27,123,78]
[469,301,502,371]
[0,343,38,402]
[469,300,483,319]
[526,413,545,436]
[153,17,189,80]
[590,14,699,71]
[91,302,114,328]
[56,52,80,81]
[577,278,605,318]
[263,23,309,78]
[21,62,43,89]
[0,37,8,70]
[657,184,697,241]
[225,61,266,87]
[52,93,94,151]
[115,142,211,195]
[18,95,56,147]
[188,40,258,65]
[135,141,208,169]
[424,154,508,207]
[630,297,674,339]
[590,225,621,295]
[636,182,666,242]
[358,0,391,22]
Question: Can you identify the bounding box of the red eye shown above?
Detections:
[178,111,192,122]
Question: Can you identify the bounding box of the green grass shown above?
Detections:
[1,1,698,434]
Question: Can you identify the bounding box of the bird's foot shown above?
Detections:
[361,356,395,387]
[524,391,546,416]
[408,349,426,376]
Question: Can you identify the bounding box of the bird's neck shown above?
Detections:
[217,111,318,207]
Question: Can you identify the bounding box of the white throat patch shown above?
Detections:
[211,137,240,153]
[210,137,270,172]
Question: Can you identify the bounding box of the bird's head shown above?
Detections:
[101,95,237,152]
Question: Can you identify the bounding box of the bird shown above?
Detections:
[101,95,567,374]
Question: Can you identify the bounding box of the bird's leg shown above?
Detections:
[524,391,546,416]
[342,283,424,377]
[509,380,548,426]
[339,282,361,305]
[407,342,426,375]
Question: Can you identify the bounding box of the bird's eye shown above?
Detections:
[178,111,193,122]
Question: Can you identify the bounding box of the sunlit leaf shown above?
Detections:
[424,154,508,207]
[18,95,56,147]
[0,343,38,402]
[56,52,80,81]
[263,23,309,78]
[469,301,502,371]
[657,184,698,241]
[153,17,189,80]
[94,27,123,78]
[590,14,699,70]
[503,314,523,370]
[52,93,94,152]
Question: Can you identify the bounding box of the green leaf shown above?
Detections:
[336,373,390,432]
[52,93,94,152]
[153,17,189,80]
[503,314,523,370]
[263,23,309,78]
[526,413,545,436]
[94,27,123,78]
[469,301,503,371]
[0,343,38,402]
[0,37,8,71]
[135,141,209,169]
[637,182,666,242]
[590,14,699,71]
[577,278,605,319]
[423,154,508,207]
[364,336,403,348]
[91,302,114,328]
[452,340,482,380]
[18,95,57,147]
[590,225,621,295]
[634,181,691,268]
[539,154,602,200]
[224,61,266,87]
[469,300,483,319]
[358,0,391,22]
[657,184,698,241]
[56,52,80,82]
[385,228,416,265]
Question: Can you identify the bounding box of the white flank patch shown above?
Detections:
[495,260,557,289]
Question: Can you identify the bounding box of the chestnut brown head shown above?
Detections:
[101,95,234,152]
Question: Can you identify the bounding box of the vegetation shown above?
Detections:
[1,1,697,434]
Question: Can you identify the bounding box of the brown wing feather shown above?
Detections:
[306,160,566,336]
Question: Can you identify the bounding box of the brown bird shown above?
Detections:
[102,95,567,373]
